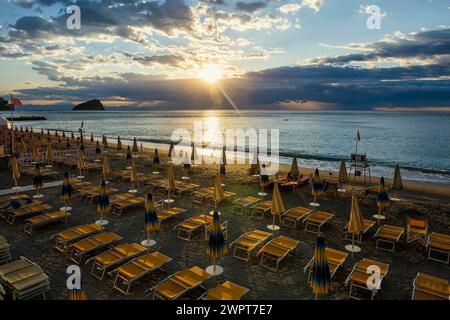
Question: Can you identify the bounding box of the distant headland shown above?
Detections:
[73,99,105,111]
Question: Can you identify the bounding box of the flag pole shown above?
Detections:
[10,94,15,155]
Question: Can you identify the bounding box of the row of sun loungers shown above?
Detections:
[3,202,53,224]
[0,235,11,265]
[70,232,122,264]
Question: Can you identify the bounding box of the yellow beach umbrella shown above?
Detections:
[129,158,139,193]
[213,173,224,208]
[46,144,53,165]
[20,139,27,153]
[77,153,86,179]
[32,143,40,163]
[102,154,111,180]
[345,194,364,253]
[268,182,285,235]
[11,156,21,194]
[165,164,175,205]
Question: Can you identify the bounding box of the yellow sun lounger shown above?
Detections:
[374,224,405,252]
[258,236,300,271]
[113,251,172,295]
[304,211,335,235]
[427,232,450,264]
[174,215,213,241]
[150,266,212,300]
[112,196,147,216]
[250,201,272,220]
[412,273,449,300]
[281,206,312,228]
[206,191,236,206]
[89,243,147,280]
[0,199,41,219]
[304,247,349,281]
[345,258,389,300]
[230,230,272,262]
[191,187,214,204]
[344,218,376,244]
[24,210,70,234]
[158,207,186,222]
[199,281,249,300]
[109,193,136,205]
[85,187,118,203]
[232,196,261,215]
[70,232,122,264]
[53,223,103,252]
[6,203,52,224]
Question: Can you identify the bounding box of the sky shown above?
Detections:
[0,0,449,110]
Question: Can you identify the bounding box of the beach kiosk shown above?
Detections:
[0,116,12,168]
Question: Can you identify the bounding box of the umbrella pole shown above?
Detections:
[14,179,18,195]
[213,257,216,273]
[272,214,276,237]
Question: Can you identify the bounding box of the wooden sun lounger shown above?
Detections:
[158,207,186,222]
[113,251,172,295]
[427,232,450,264]
[232,196,261,215]
[206,191,236,206]
[24,211,70,234]
[112,196,149,216]
[149,266,212,300]
[89,243,147,280]
[230,230,272,262]
[70,232,122,264]
[304,247,349,282]
[109,193,136,205]
[0,199,39,219]
[374,224,405,252]
[240,175,259,186]
[173,182,199,197]
[281,206,312,228]
[304,211,335,235]
[345,258,389,300]
[0,194,29,206]
[199,281,249,300]
[412,273,450,300]
[74,185,98,198]
[191,187,214,204]
[53,223,103,252]
[258,236,300,271]
[250,201,272,220]
[344,218,376,243]
[174,215,213,241]
[6,203,52,224]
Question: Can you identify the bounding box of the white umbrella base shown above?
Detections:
[45,165,53,168]
[60,206,72,212]
[345,244,362,253]
[33,194,44,199]
[266,224,280,231]
[152,171,160,175]
[126,167,132,170]
[390,197,401,201]
[257,192,267,196]
[181,176,190,180]
[163,199,174,204]
[206,265,224,276]
[221,184,226,187]
[309,202,320,207]
[94,159,101,162]
[209,210,222,216]
[128,189,138,193]
[372,214,386,220]
[337,188,346,193]
[95,219,109,226]
[11,186,22,191]
[76,176,85,179]
[141,239,156,247]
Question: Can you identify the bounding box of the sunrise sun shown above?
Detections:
[199,64,223,83]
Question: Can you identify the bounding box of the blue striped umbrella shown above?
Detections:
[153,148,160,165]
[126,145,132,161]
[310,236,332,299]
[312,168,325,197]
[207,209,228,262]
[97,180,110,226]
[377,176,390,209]
[95,141,101,154]
[144,193,160,233]
[61,171,73,202]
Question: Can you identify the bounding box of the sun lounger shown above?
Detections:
[174,215,213,241]
[240,175,259,186]
[250,200,272,220]
[89,243,147,280]
[0,199,40,219]
[374,224,405,252]
[304,247,349,282]
[6,203,52,224]
[24,210,70,234]
[0,194,29,206]
[281,206,312,228]
[74,185,98,198]
[85,187,118,203]
[109,193,136,205]
[258,236,300,271]
[173,182,199,197]
[0,235,11,265]
[344,218,376,243]
[157,207,186,222]
[70,232,122,264]
[427,232,450,264]
[112,251,172,295]
[206,191,236,206]
[412,273,449,300]
[304,210,335,235]
[232,196,261,215]
[199,281,249,300]
[345,258,389,300]
[191,187,214,204]
[230,230,272,262]
[407,217,428,246]
[53,223,103,252]
[149,266,212,300]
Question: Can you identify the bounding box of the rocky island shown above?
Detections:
[72,99,105,111]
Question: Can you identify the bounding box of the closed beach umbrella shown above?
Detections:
[20,139,27,153]
[338,160,348,184]
[375,176,390,222]
[32,143,40,163]
[219,163,226,176]
[391,163,403,201]
[129,158,139,193]
[249,152,260,175]
[310,236,332,299]
[102,135,108,149]
[90,133,94,143]
[32,163,44,198]
[66,138,71,149]
[102,154,111,180]
[71,132,75,140]
[132,137,138,153]
[77,153,86,179]
[11,156,20,193]
[153,148,160,166]
[346,194,364,252]
[206,209,228,275]
[126,145,132,162]
[191,142,199,164]
[165,164,175,205]
[168,141,174,160]
[142,192,160,247]
[96,180,110,226]
[95,140,101,154]
[269,182,285,234]
[221,145,227,165]
[60,171,73,211]
[258,163,269,199]
[183,152,191,176]
[46,144,53,165]
[290,156,299,180]
[213,173,224,208]
[117,136,122,150]
[311,168,324,208]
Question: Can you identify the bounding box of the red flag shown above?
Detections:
[356,130,361,142]
[11,97,23,105]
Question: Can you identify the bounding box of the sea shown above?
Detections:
[2,107,450,185]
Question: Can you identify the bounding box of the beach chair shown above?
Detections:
[191,187,214,204]
[24,211,70,234]
[6,203,52,224]
[281,206,312,228]
[230,230,272,262]
[406,217,428,246]
[412,273,449,300]
[158,207,186,222]
[174,215,213,241]
[112,251,172,295]
[250,200,272,220]
[149,266,212,300]
[0,235,11,265]
[427,232,450,264]
[0,198,37,219]
[199,281,249,300]
[109,193,135,205]
[89,243,147,280]
[85,187,118,203]
[74,185,97,199]
[303,211,335,235]
[231,196,260,215]
[53,223,103,252]
[374,224,405,252]
[206,191,236,206]
[304,247,349,282]
[70,232,122,264]
[112,196,148,216]
[205,220,228,241]
[345,258,389,300]
[258,236,299,271]
[344,218,376,244]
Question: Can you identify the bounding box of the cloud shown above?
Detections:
[235,1,268,13]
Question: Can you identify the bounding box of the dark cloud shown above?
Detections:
[235,1,267,13]
[198,0,227,5]
[123,52,186,68]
